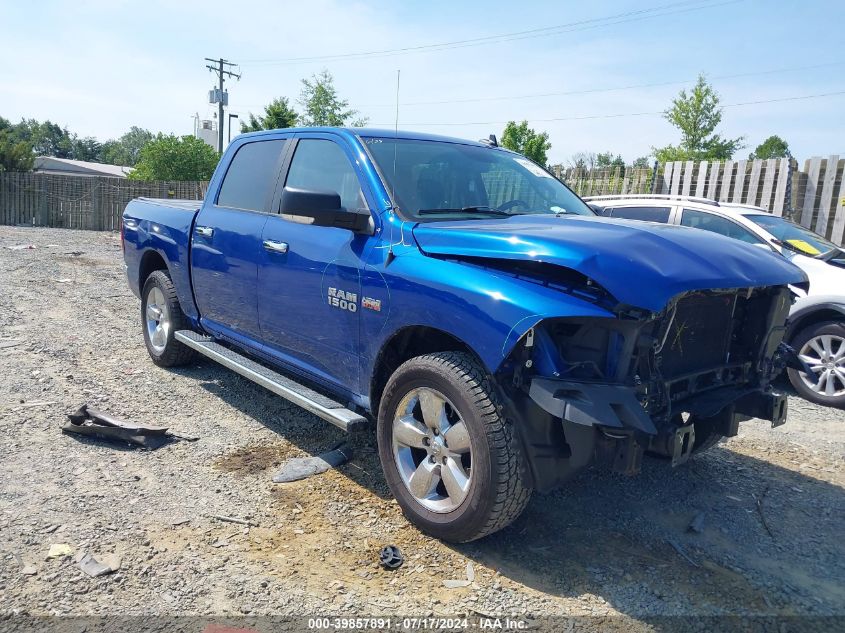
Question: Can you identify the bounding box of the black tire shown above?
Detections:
[786,320,845,408]
[377,351,532,543]
[141,269,197,368]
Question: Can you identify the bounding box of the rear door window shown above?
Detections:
[681,209,765,244]
[217,139,287,212]
[605,205,672,223]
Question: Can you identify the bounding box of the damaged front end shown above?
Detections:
[502,286,794,492]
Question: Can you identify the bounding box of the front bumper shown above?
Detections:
[529,377,787,432]
[525,377,787,475]
[528,378,657,434]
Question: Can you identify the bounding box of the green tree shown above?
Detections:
[71,136,102,162]
[101,126,155,166]
[749,135,790,160]
[501,120,552,165]
[653,75,743,162]
[128,135,219,181]
[12,119,74,158]
[632,156,651,168]
[596,152,625,169]
[568,152,595,170]
[6,118,118,162]
[298,70,367,127]
[0,129,34,172]
[241,97,299,132]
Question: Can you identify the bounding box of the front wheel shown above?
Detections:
[787,321,845,408]
[377,352,531,542]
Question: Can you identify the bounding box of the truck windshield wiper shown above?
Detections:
[417,206,512,216]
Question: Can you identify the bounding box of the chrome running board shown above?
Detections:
[175,330,368,432]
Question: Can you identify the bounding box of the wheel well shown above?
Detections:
[788,308,845,341]
[370,326,481,415]
[138,250,168,290]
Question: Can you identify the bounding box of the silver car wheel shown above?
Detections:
[145,286,170,354]
[798,334,845,398]
[392,387,472,513]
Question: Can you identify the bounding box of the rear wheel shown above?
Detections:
[141,270,197,367]
[787,321,845,408]
[377,352,531,542]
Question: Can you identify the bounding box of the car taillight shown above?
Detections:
[120,220,125,253]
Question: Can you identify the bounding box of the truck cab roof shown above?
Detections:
[236,126,498,149]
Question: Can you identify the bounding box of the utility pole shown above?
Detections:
[205,57,240,153]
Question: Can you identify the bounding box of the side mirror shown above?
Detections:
[279,186,371,233]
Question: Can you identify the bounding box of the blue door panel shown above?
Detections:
[255,132,392,395]
[258,216,367,392]
[191,206,268,339]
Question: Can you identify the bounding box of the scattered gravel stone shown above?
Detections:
[0,226,842,619]
[46,544,72,559]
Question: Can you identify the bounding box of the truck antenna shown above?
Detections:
[392,69,400,207]
[387,69,401,266]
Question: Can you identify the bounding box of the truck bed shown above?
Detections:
[122,197,201,320]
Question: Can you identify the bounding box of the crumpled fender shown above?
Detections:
[412,215,808,313]
[361,241,616,377]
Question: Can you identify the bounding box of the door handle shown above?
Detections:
[195,226,214,238]
[263,239,289,254]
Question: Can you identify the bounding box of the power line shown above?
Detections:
[231,60,845,112]
[240,0,739,65]
[369,89,845,127]
[359,61,845,108]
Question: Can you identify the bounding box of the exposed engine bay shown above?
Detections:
[502,286,795,492]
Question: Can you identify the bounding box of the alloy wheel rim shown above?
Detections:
[392,387,472,513]
[798,334,845,398]
[145,286,170,354]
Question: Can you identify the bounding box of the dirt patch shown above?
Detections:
[246,472,477,610]
[269,486,306,507]
[213,443,295,476]
[56,254,104,267]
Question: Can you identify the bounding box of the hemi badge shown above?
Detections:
[362,297,382,312]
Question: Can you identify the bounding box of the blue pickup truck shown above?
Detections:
[123,127,806,542]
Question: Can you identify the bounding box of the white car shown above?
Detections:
[585,194,845,407]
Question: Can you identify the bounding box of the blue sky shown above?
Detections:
[2,0,843,164]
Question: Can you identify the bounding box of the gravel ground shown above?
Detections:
[0,227,843,626]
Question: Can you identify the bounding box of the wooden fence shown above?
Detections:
[553,165,656,197]
[0,173,208,231]
[1,158,844,246]
[554,156,845,246]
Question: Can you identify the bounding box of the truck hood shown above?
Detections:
[412,215,807,313]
